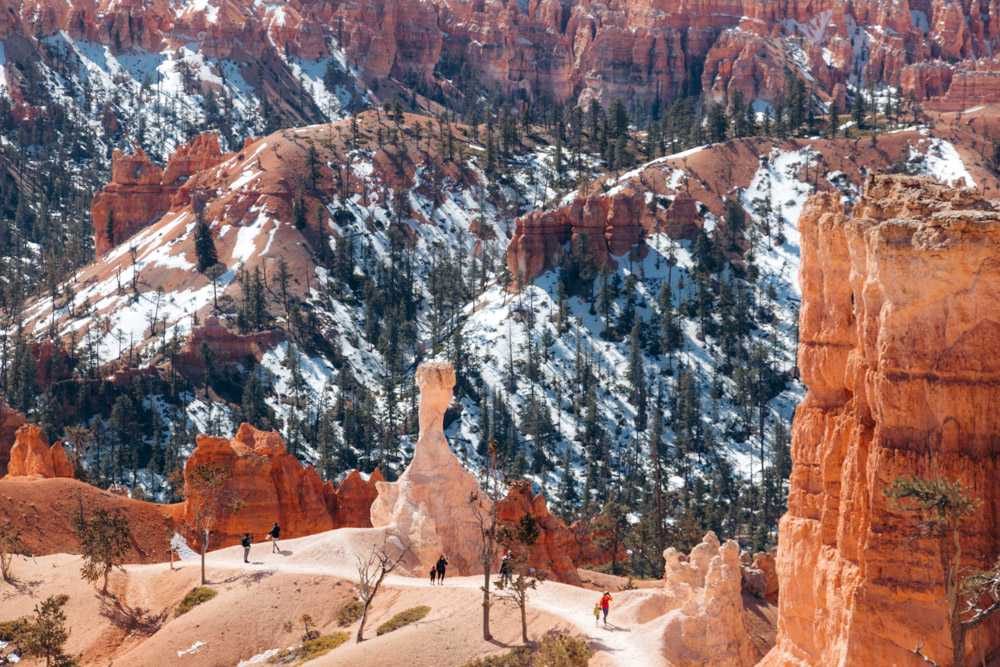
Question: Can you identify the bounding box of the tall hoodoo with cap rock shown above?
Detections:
[370,362,485,573]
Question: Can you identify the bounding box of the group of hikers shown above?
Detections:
[237,529,617,628]
[428,552,614,629]
[429,554,450,584]
[240,522,281,563]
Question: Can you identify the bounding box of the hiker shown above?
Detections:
[241,533,252,563]
[593,603,601,626]
[599,591,613,626]
[429,566,437,585]
[435,554,449,584]
[500,550,513,587]
[267,522,281,553]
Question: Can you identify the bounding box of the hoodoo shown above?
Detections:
[763,174,1000,666]
[370,361,485,574]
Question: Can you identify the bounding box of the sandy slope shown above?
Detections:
[1,527,772,666]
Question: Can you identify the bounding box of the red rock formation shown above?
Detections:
[92,133,225,256]
[663,195,703,239]
[10,0,1000,116]
[496,480,582,585]
[182,423,374,549]
[331,469,383,528]
[507,192,645,284]
[177,317,286,368]
[762,174,1000,666]
[0,399,26,476]
[3,424,74,480]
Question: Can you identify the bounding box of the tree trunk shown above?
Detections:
[102,567,109,594]
[520,594,528,644]
[952,618,966,667]
[482,568,492,641]
[356,602,371,643]
[201,529,209,585]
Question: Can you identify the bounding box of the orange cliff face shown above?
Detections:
[762,174,1000,666]
[182,423,379,549]
[91,133,226,256]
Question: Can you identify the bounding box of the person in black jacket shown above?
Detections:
[267,522,280,553]
[241,533,252,563]
[435,554,449,583]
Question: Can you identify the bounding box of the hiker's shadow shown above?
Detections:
[217,569,273,586]
[602,624,631,632]
[277,550,293,556]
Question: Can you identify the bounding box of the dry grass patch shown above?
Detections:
[375,605,430,636]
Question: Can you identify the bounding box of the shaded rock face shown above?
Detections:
[507,192,646,284]
[0,399,27,476]
[4,424,74,480]
[370,362,486,574]
[762,174,1000,666]
[91,133,225,256]
[182,423,378,548]
[331,469,383,528]
[659,532,756,666]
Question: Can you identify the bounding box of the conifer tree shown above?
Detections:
[194,219,218,273]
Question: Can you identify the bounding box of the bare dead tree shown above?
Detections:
[355,535,410,643]
[470,441,506,641]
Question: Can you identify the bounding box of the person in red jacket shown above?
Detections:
[599,591,613,627]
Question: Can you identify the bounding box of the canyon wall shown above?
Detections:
[762,174,1000,666]
[10,0,1000,114]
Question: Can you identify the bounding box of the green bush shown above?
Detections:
[175,587,218,617]
[0,617,29,642]
[533,634,593,667]
[268,632,349,665]
[337,601,364,626]
[462,647,534,667]
[375,606,430,635]
[461,634,592,667]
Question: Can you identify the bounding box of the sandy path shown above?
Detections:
[157,528,668,667]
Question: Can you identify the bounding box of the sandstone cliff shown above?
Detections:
[12,0,1000,120]
[762,174,1000,666]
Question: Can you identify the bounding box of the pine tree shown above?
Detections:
[708,103,728,143]
[194,219,218,273]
